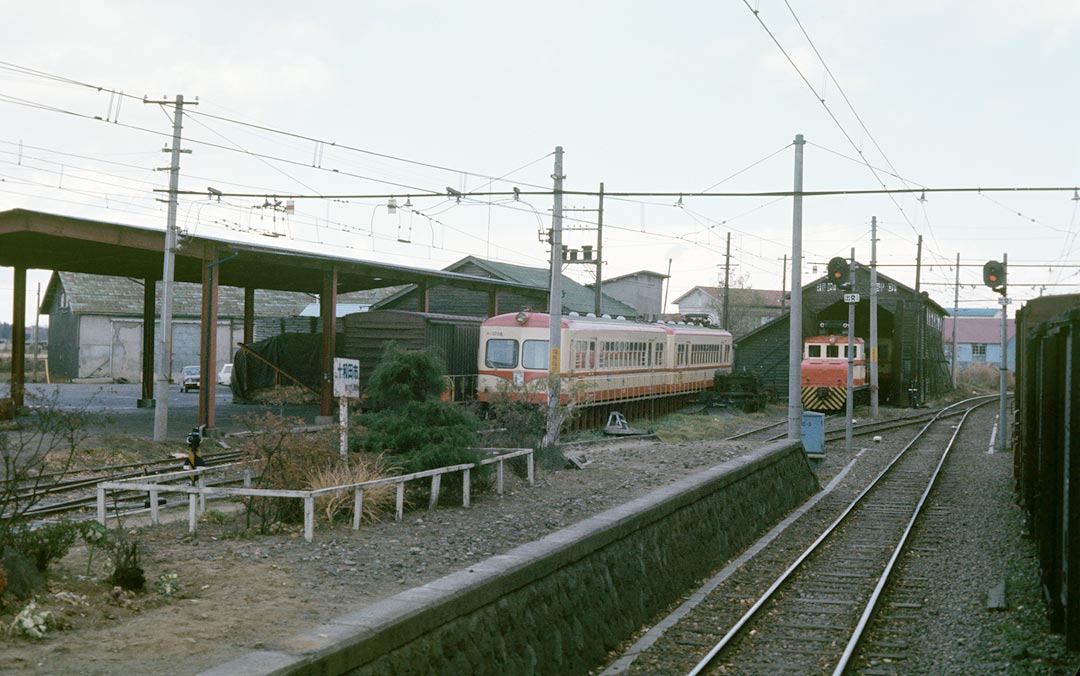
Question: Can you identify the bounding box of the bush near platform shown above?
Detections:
[357,348,489,491]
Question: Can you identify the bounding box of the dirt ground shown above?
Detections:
[0,417,762,675]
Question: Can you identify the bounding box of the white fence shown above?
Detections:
[96,448,534,542]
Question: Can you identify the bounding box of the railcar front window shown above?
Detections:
[485,339,518,368]
[522,340,550,370]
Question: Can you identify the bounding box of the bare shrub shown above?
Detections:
[235,411,338,533]
[305,453,401,524]
[0,391,95,552]
[959,362,1010,392]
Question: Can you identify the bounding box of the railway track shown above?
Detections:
[11,449,247,522]
[683,395,993,675]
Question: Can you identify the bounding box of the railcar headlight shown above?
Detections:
[515,312,528,325]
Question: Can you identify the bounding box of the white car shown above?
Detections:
[218,363,233,386]
[180,365,200,393]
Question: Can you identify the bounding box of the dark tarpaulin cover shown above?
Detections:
[231,333,333,401]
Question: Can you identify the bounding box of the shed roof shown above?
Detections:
[673,286,786,308]
[42,271,319,318]
[373,255,639,317]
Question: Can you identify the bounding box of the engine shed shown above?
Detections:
[733,265,950,406]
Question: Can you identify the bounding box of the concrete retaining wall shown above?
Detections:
[202,439,818,676]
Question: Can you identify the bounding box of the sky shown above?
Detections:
[2,0,1079,327]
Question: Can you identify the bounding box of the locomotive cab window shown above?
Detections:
[522,340,550,370]
[808,345,822,358]
[826,345,840,358]
[485,339,518,368]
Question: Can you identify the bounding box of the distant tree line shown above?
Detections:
[0,323,49,341]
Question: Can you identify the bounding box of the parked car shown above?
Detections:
[218,363,233,386]
[180,365,200,392]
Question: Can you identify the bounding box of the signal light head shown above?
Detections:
[982,260,1007,294]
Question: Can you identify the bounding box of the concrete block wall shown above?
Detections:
[201,440,818,676]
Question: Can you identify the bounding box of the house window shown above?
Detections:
[972,344,987,362]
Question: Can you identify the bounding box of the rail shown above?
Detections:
[96,447,533,542]
[686,394,997,675]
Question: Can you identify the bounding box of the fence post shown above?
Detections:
[188,494,197,534]
[463,468,471,507]
[496,460,504,496]
[243,468,252,488]
[527,451,535,485]
[150,488,160,525]
[429,474,441,509]
[395,482,404,521]
[352,488,363,530]
[304,496,314,542]
[97,486,106,525]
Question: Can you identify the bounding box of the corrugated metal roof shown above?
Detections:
[943,317,1016,345]
[48,271,316,318]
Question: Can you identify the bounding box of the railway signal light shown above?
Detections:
[827,256,851,289]
[983,260,1007,295]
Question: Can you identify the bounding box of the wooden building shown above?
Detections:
[733,266,950,406]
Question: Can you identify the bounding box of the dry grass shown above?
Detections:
[958,362,1014,393]
[306,453,403,525]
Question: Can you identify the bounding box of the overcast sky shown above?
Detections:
[2,0,1078,326]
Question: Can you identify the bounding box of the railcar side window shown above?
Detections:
[655,342,664,367]
[522,340,550,370]
[485,339,518,368]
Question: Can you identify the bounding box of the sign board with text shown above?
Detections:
[333,358,360,398]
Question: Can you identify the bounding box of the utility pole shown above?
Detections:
[147,94,194,441]
[952,252,960,389]
[998,253,1009,452]
[780,254,788,311]
[845,247,856,451]
[543,146,564,447]
[787,134,805,441]
[912,234,923,407]
[723,232,732,329]
[594,182,604,317]
[869,217,879,417]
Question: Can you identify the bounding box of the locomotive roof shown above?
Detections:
[482,311,731,337]
[805,334,865,344]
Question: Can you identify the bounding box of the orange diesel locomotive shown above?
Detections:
[477,312,733,406]
[800,334,868,412]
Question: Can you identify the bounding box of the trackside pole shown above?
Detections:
[845,248,855,452]
[787,134,805,440]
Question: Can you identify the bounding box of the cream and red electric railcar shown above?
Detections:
[477,311,733,406]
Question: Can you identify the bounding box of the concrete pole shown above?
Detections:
[951,252,960,389]
[998,253,1008,452]
[153,95,189,441]
[723,232,731,330]
[32,283,40,384]
[545,147,564,443]
[11,266,26,409]
[787,134,805,440]
[594,182,604,317]
[846,248,855,452]
[912,234,923,406]
[869,217,879,417]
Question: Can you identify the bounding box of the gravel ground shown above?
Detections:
[2,402,1077,675]
[0,419,757,675]
[598,402,1080,675]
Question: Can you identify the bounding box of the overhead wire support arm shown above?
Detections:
[159,185,1080,201]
